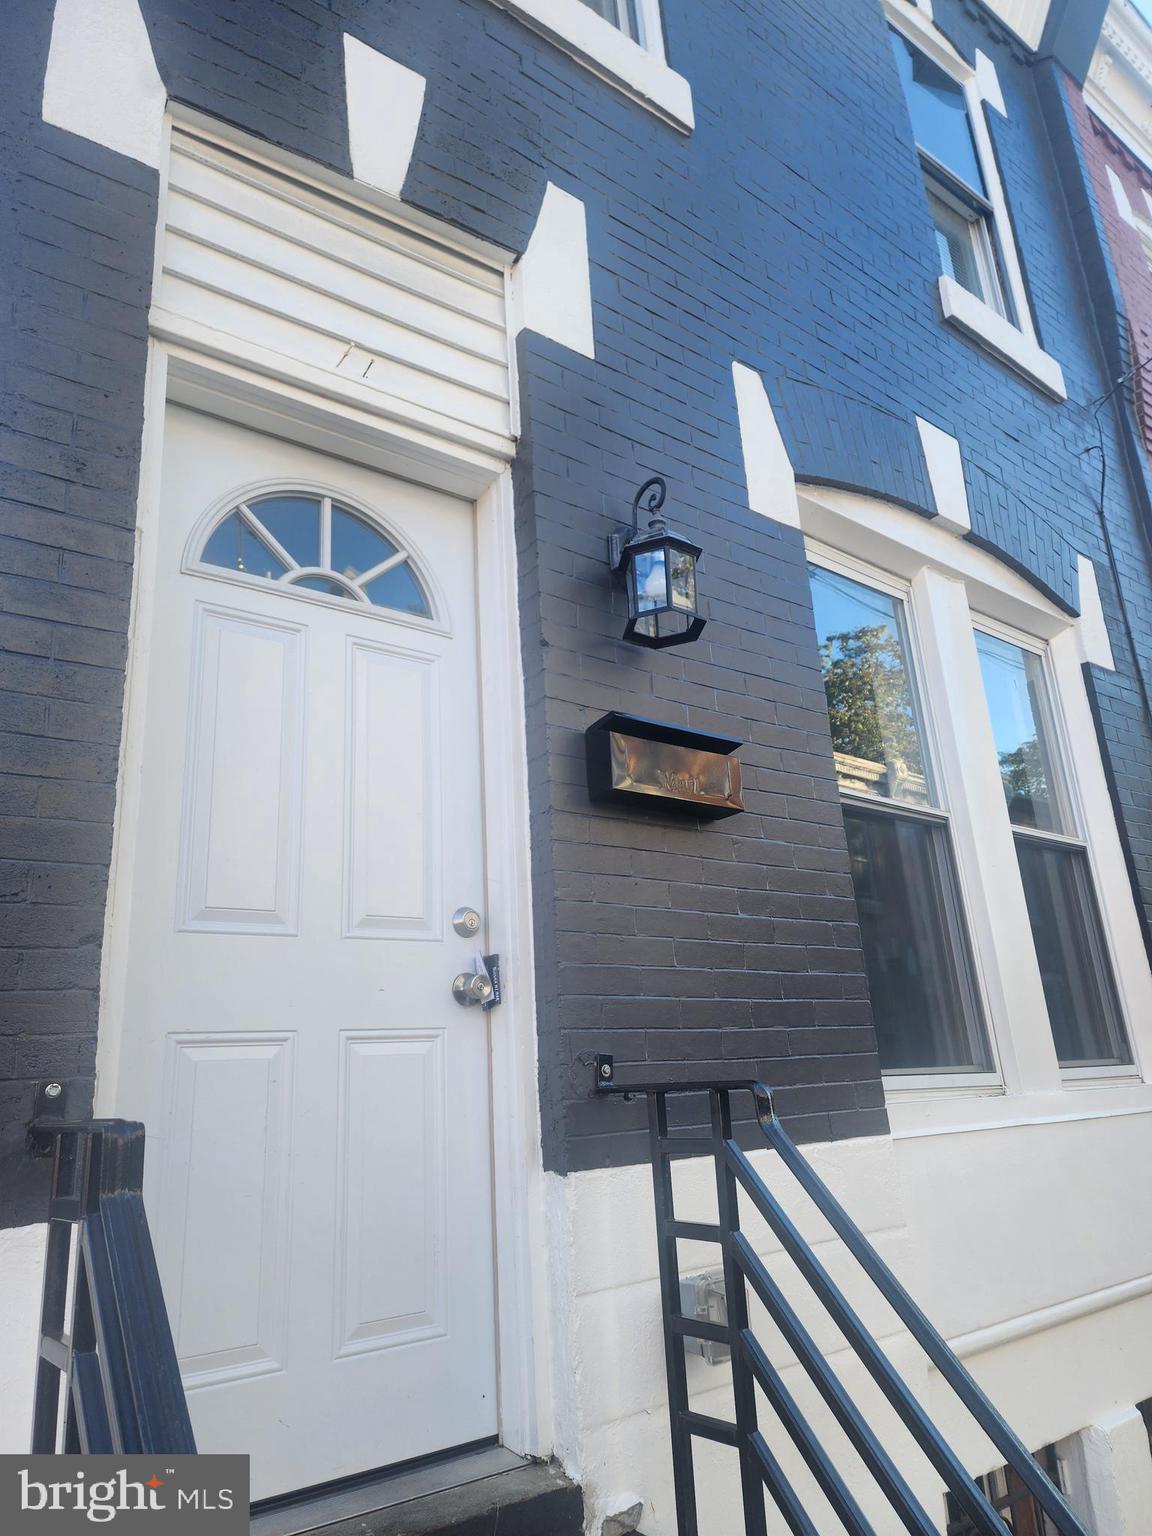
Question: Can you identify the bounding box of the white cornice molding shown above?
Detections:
[1086,3,1152,169]
[1101,7,1152,88]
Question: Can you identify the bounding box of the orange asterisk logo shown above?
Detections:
[145,1477,164,1490]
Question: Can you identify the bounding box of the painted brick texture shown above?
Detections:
[1050,77,1152,949]
[0,5,157,1222]
[4,0,1152,1196]
[513,334,881,1171]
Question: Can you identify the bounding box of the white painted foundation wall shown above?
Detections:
[549,1110,1152,1536]
[0,1224,47,1454]
[3,1113,1152,1534]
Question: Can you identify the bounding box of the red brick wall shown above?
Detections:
[1075,97,1152,453]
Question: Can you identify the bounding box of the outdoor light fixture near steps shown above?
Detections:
[609,477,705,648]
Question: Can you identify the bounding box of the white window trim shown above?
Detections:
[483,0,693,132]
[937,278,1067,400]
[884,0,1066,401]
[972,612,1142,1085]
[807,540,1007,1097]
[800,484,1152,1137]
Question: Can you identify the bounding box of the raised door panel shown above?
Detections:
[344,641,441,939]
[178,607,305,934]
[158,1034,294,1387]
[335,1032,446,1355]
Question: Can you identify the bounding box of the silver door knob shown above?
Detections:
[452,971,494,1007]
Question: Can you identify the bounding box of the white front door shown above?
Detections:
[110,405,498,1498]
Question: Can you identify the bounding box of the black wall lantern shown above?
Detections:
[609,477,705,649]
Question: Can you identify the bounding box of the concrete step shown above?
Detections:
[250,1451,583,1536]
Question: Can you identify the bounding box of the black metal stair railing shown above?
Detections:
[30,1117,196,1456]
[593,1056,1089,1536]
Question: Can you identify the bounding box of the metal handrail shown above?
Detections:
[30,1118,196,1455]
[593,1056,1089,1536]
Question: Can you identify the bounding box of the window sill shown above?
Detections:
[486,0,693,131]
[937,277,1066,401]
[887,1079,1152,1140]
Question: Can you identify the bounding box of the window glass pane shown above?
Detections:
[249,496,320,568]
[927,188,987,302]
[1015,837,1129,1068]
[890,29,984,194]
[200,512,289,581]
[331,506,399,581]
[844,807,990,1073]
[575,0,637,40]
[975,631,1067,833]
[633,548,667,613]
[669,548,696,611]
[292,575,352,597]
[363,561,430,615]
[810,565,933,806]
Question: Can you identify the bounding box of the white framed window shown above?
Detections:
[890,27,1013,321]
[885,0,1066,399]
[973,621,1130,1074]
[809,553,995,1081]
[576,0,639,40]
[484,0,693,131]
[800,485,1152,1128]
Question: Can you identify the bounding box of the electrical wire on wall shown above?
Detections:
[1079,351,1152,736]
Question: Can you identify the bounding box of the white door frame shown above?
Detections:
[96,346,550,1460]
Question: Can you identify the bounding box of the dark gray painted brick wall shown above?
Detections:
[4,0,1152,1203]
[513,334,882,1171]
[1,4,157,1222]
[1044,70,1152,955]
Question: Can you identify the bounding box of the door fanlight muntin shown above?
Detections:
[181,476,452,637]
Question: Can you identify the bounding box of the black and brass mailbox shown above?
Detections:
[585,712,743,819]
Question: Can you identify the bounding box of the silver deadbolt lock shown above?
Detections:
[452,971,494,1007]
[452,906,482,938]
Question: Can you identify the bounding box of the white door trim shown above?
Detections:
[97,118,549,1458]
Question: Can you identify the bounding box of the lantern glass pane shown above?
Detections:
[669,547,696,611]
[632,546,668,613]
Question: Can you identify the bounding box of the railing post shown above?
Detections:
[29,1119,196,1458]
[711,1089,768,1536]
[31,1129,82,1454]
[647,1091,699,1536]
[594,1063,1088,1536]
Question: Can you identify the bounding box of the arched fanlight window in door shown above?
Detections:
[196,493,432,617]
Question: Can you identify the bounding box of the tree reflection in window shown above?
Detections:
[197,493,431,618]
[974,630,1063,832]
[810,567,932,806]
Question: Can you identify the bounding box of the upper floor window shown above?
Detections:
[890,29,1011,320]
[481,0,692,131]
[576,0,639,41]
[884,2,1066,398]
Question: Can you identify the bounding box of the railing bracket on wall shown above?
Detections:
[592,1060,1088,1536]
